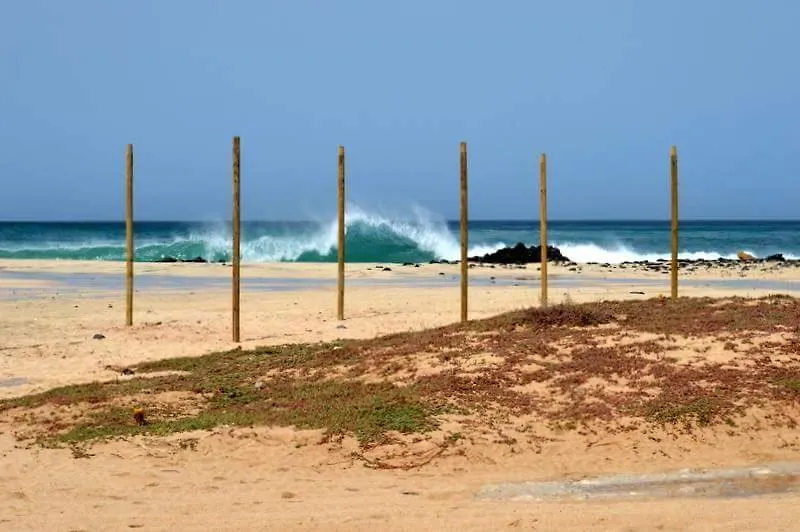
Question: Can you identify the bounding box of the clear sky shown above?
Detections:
[1,0,799,221]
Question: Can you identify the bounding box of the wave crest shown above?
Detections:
[0,205,508,263]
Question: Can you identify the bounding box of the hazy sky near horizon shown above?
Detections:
[1,0,799,221]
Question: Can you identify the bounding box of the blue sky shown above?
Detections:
[1,0,799,221]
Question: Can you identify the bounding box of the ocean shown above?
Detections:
[1,209,798,264]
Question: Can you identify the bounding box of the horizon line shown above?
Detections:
[3,218,800,223]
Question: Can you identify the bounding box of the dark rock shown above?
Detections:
[92,333,106,340]
[765,253,786,262]
[629,291,645,295]
[402,262,415,267]
[382,267,392,272]
[121,368,135,376]
[468,242,570,265]
[159,256,208,263]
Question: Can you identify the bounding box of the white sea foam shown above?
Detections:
[553,242,768,264]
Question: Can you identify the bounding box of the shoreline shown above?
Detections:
[4,266,800,298]
[4,257,800,284]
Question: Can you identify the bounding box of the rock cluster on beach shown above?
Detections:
[587,253,799,276]
[468,242,571,265]
[155,256,228,263]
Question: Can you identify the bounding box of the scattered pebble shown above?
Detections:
[92,333,106,340]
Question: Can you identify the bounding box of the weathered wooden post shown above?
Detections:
[125,144,134,326]
[337,146,346,321]
[460,142,469,322]
[670,146,679,300]
[232,136,241,342]
[539,153,548,307]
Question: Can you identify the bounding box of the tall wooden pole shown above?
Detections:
[232,136,241,342]
[460,142,469,322]
[539,153,548,307]
[670,146,679,300]
[125,144,134,326]
[337,146,346,321]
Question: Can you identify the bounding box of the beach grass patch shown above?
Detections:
[31,379,435,447]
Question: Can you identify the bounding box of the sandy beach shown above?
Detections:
[1,258,800,530]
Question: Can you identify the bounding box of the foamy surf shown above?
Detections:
[553,242,768,264]
[0,216,798,264]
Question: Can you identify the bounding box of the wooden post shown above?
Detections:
[670,146,679,300]
[125,144,134,326]
[232,136,241,342]
[460,142,468,322]
[337,146,346,321]
[539,153,548,307]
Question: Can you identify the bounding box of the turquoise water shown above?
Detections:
[1,209,799,263]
